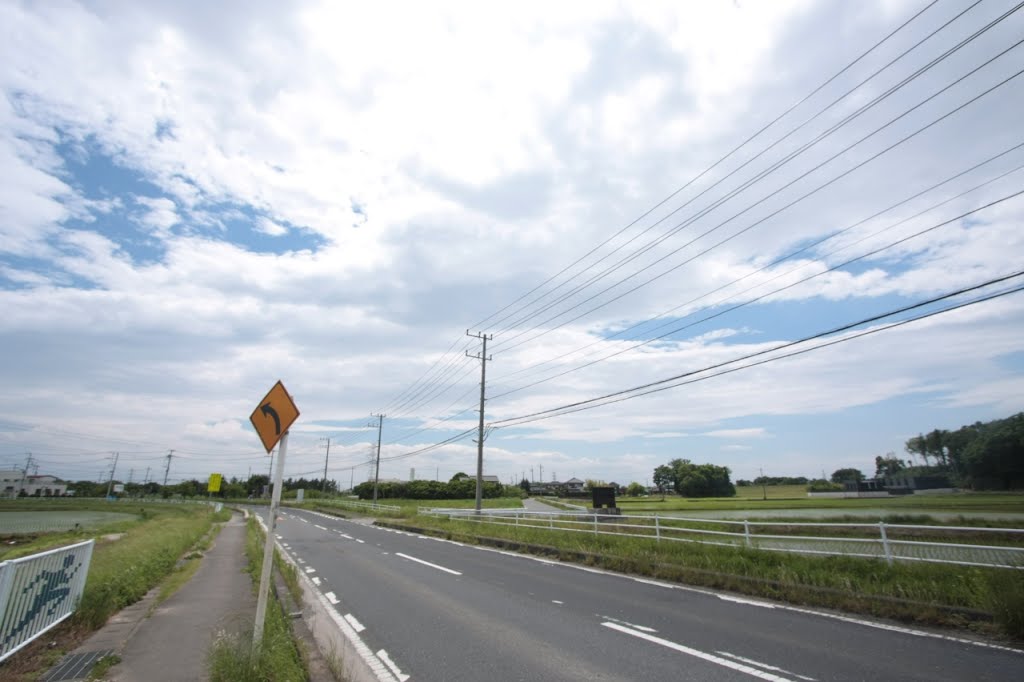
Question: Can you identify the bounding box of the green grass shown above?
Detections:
[75,505,229,629]
[298,495,525,518]
[393,513,1024,639]
[205,517,308,681]
[611,489,1024,514]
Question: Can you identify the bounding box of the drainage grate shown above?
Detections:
[41,649,115,682]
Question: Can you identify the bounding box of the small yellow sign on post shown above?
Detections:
[207,473,222,493]
[249,380,300,453]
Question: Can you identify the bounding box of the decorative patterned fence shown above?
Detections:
[0,540,94,662]
[419,509,1024,569]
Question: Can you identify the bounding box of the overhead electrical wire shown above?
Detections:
[487,148,1024,397]
[371,0,947,428]
[490,46,1024,356]
[487,0,998,342]
[469,0,943,334]
[491,0,1011,346]
[491,271,1024,429]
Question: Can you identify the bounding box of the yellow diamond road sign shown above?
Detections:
[208,473,222,493]
[250,380,300,453]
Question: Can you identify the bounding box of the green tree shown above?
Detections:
[905,433,929,466]
[652,465,673,495]
[449,472,469,482]
[626,482,646,496]
[654,459,735,497]
[519,478,531,493]
[874,453,906,478]
[830,468,864,484]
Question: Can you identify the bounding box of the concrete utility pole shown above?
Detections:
[466,330,492,513]
[538,464,543,485]
[760,467,767,501]
[106,452,119,498]
[320,437,331,493]
[371,414,385,503]
[17,453,33,498]
[144,466,151,484]
[163,450,174,486]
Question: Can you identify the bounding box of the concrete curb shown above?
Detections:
[253,511,399,682]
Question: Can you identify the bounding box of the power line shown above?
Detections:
[488,157,1024,399]
[484,0,996,341]
[491,271,1024,428]
[469,0,942,333]
[491,48,1024,355]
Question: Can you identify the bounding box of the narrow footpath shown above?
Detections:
[43,513,255,682]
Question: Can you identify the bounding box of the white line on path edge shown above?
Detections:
[602,622,795,681]
[325,592,339,605]
[376,649,410,682]
[344,614,366,633]
[259,515,405,682]
[395,552,462,575]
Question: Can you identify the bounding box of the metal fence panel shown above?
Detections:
[0,540,94,662]
[423,509,1024,569]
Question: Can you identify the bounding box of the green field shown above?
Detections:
[612,489,1024,516]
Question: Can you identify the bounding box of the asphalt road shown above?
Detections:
[268,507,1022,681]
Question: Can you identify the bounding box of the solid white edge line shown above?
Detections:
[344,613,366,633]
[602,622,794,681]
[315,524,327,530]
[255,512,401,682]
[395,552,462,575]
[376,649,410,682]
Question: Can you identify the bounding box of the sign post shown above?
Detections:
[249,381,299,648]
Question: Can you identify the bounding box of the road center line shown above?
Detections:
[395,552,462,575]
[602,622,794,681]
[315,524,327,530]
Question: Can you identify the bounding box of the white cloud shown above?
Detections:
[0,0,1022,488]
[704,428,768,439]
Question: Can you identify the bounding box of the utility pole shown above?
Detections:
[760,467,767,501]
[17,453,33,498]
[467,330,492,513]
[163,449,174,487]
[128,468,134,484]
[538,464,543,484]
[144,466,151,484]
[349,466,354,493]
[320,437,331,493]
[371,414,385,502]
[106,452,120,498]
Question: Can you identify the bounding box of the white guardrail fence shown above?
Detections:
[419,508,1024,569]
[296,499,402,514]
[0,540,94,662]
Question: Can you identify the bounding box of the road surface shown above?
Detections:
[268,507,1021,681]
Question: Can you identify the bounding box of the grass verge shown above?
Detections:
[205,517,307,681]
[386,515,1024,642]
[0,504,230,680]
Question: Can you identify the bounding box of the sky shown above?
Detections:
[1,0,1023,490]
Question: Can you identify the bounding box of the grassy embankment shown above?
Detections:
[299,495,525,519]
[373,490,1024,639]
[0,500,230,678]
[206,517,307,682]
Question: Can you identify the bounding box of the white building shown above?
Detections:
[0,470,68,497]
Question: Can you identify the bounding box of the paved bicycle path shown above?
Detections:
[45,512,255,682]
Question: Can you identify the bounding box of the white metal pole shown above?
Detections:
[254,431,288,647]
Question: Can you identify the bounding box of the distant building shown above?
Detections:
[563,477,585,492]
[0,470,68,497]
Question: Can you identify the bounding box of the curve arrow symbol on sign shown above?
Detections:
[261,403,281,435]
